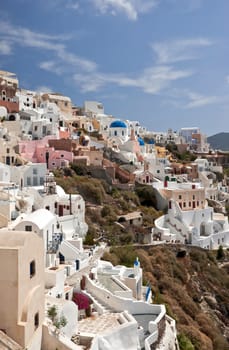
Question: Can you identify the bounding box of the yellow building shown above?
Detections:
[0,230,44,349]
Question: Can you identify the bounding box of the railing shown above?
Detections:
[85,275,166,347]
[154,215,171,239]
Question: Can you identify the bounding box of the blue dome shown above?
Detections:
[138,137,145,146]
[110,120,127,128]
[134,257,139,266]
[148,139,155,145]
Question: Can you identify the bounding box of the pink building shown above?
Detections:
[18,136,73,169]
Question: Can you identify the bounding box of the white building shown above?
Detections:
[84,101,104,116]
[153,179,229,249]
[10,162,47,188]
[16,88,35,111]
[0,162,10,183]
[19,108,59,140]
[108,120,129,145]
[76,257,178,350]
[14,208,59,266]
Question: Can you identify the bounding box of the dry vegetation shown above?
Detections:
[54,167,229,349]
[104,245,229,350]
[54,167,161,246]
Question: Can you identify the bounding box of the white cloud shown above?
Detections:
[73,65,193,94]
[166,89,228,109]
[91,0,158,20]
[35,85,53,93]
[39,61,64,75]
[66,1,80,10]
[0,21,207,98]
[0,40,12,54]
[184,92,226,109]
[152,38,212,64]
[0,20,96,73]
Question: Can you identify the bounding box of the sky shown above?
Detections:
[0,0,229,136]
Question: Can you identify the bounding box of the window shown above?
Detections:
[33,168,37,175]
[178,195,182,199]
[30,260,36,278]
[34,312,39,329]
[78,204,81,209]
[6,148,10,154]
[25,225,32,231]
[193,195,195,200]
[34,126,38,131]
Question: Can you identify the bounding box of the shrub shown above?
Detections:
[178,333,194,350]
[135,185,157,207]
[101,205,117,219]
[47,305,67,330]
[101,252,119,266]
[109,246,137,267]
[216,245,225,260]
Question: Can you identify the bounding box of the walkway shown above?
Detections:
[66,244,106,287]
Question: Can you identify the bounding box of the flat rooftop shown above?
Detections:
[97,273,127,293]
[78,313,121,334]
[133,314,157,335]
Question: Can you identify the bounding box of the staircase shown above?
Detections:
[84,288,113,315]
[59,240,87,261]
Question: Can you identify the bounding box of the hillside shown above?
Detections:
[54,168,229,350]
[208,132,229,151]
[54,167,162,245]
[103,245,229,350]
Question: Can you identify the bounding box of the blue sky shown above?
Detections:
[1,0,229,136]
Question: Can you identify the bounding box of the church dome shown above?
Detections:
[138,137,145,146]
[110,120,127,128]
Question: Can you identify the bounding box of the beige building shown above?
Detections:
[161,183,205,211]
[41,93,72,115]
[0,230,44,349]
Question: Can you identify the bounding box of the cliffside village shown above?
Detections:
[0,70,229,350]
